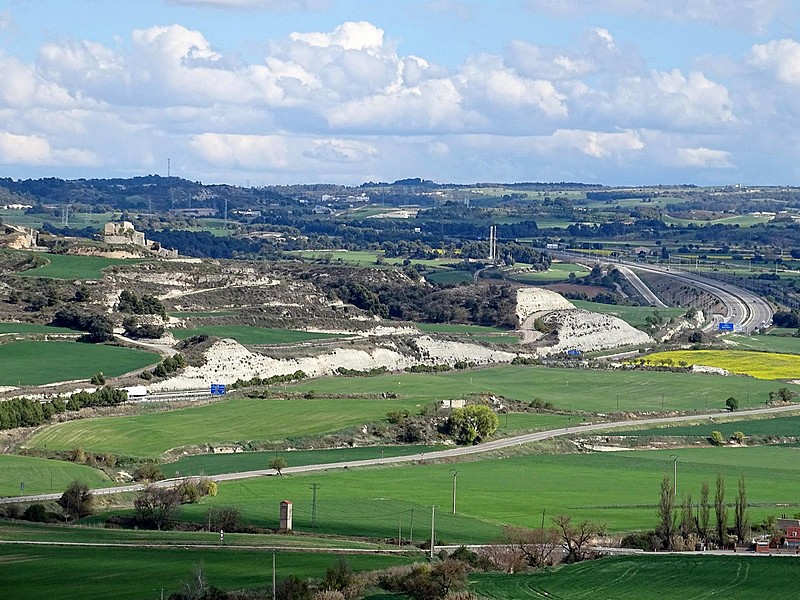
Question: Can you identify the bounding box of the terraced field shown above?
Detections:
[171,325,346,345]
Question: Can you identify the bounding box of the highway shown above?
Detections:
[552,251,773,334]
[4,403,799,505]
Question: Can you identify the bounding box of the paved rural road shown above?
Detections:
[4,403,800,505]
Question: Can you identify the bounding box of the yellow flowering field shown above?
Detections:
[638,349,800,380]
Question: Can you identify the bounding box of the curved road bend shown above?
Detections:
[3,404,800,505]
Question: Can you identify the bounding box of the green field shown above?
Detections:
[472,554,800,599]
[570,300,686,328]
[15,253,138,279]
[164,444,445,477]
[171,325,346,345]
[0,341,158,386]
[0,542,414,600]
[25,365,791,455]
[288,365,785,413]
[615,413,800,439]
[0,322,76,335]
[179,445,800,537]
[510,263,589,283]
[726,334,800,354]
[0,455,111,496]
[24,396,431,457]
[164,413,574,477]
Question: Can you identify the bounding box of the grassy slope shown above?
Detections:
[15,253,136,279]
[570,300,685,328]
[0,455,111,496]
[0,543,414,600]
[171,325,345,344]
[0,341,158,386]
[0,323,76,334]
[473,555,800,600]
[163,413,573,476]
[616,413,800,438]
[288,365,784,413]
[24,396,429,457]
[178,445,800,538]
[726,334,800,355]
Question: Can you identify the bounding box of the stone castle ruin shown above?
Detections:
[101,221,178,258]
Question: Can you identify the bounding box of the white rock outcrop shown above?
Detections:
[516,288,574,322]
[149,336,517,391]
[536,309,653,355]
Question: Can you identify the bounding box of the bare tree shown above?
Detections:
[504,526,560,569]
[680,493,695,541]
[696,481,711,545]
[733,476,749,544]
[134,484,181,530]
[656,475,676,550]
[714,474,728,548]
[553,515,603,563]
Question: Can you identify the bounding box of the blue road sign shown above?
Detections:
[567,349,581,357]
[718,322,734,332]
[210,384,227,396]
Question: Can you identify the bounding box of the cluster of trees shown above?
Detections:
[145,229,265,259]
[0,386,127,431]
[653,475,748,551]
[318,275,518,328]
[446,405,499,445]
[773,309,800,329]
[52,307,114,342]
[133,479,218,531]
[117,290,167,318]
[231,370,307,391]
[141,354,186,380]
[122,316,165,339]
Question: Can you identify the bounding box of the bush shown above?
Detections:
[732,431,746,444]
[725,397,739,412]
[133,463,164,482]
[709,431,724,446]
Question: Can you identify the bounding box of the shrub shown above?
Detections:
[725,397,739,412]
[709,431,724,446]
[732,431,746,444]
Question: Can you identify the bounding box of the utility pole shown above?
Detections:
[272,552,276,600]
[450,470,459,514]
[310,483,319,529]
[671,454,678,497]
[429,505,436,559]
[410,508,414,545]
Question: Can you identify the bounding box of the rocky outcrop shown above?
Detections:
[535,309,653,355]
[516,287,574,322]
[149,335,518,391]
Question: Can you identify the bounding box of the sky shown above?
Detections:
[1,0,800,187]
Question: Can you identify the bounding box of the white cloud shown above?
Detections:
[674,147,734,168]
[303,139,379,163]
[0,131,98,166]
[0,53,76,109]
[290,21,385,52]
[597,69,735,130]
[191,133,289,169]
[549,129,645,158]
[747,39,800,86]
